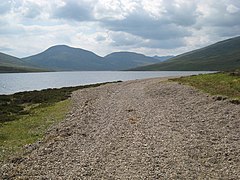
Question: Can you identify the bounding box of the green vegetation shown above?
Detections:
[0,100,70,161]
[172,70,240,103]
[0,82,120,162]
[0,83,117,123]
[132,36,240,71]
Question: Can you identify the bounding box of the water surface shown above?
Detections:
[0,71,212,94]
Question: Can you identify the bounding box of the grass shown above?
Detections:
[0,81,120,163]
[0,82,119,123]
[172,70,240,103]
[0,100,70,162]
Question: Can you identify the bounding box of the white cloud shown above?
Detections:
[141,0,166,19]
[197,0,240,26]
[0,0,239,57]
[227,4,239,14]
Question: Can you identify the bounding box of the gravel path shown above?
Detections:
[1,78,240,179]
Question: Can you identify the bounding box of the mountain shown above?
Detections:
[0,52,46,73]
[23,45,165,71]
[104,52,162,70]
[152,55,174,62]
[132,36,240,71]
[23,45,110,71]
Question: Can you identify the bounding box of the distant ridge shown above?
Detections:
[131,36,240,71]
[152,55,174,62]
[22,45,165,71]
[22,45,107,71]
[2,36,239,73]
[0,52,47,73]
[104,52,162,70]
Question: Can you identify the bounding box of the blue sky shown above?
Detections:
[0,0,240,57]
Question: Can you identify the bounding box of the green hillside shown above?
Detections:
[132,36,240,71]
[23,45,165,71]
[0,52,47,73]
[22,45,109,71]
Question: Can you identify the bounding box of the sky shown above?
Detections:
[0,0,240,58]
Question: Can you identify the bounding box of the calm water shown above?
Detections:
[0,71,212,94]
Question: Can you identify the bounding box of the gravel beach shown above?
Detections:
[1,78,240,179]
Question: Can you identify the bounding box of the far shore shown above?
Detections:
[1,70,214,95]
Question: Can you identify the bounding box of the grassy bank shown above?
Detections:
[0,82,120,163]
[0,100,70,161]
[172,70,240,103]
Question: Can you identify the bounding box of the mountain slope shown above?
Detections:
[104,52,162,70]
[23,45,165,71]
[0,52,47,73]
[23,45,111,71]
[132,36,240,71]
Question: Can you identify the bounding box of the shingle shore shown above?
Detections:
[1,78,239,179]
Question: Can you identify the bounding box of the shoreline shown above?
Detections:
[0,81,123,96]
[0,71,213,95]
